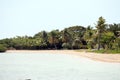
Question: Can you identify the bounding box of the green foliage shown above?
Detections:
[62,29,71,43]
[0,44,7,52]
[96,16,106,50]
[48,30,60,49]
[112,38,120,50]
[84,26,96,49]
[101,31,115,49]
[0,17,120,51]
[84,26,94,41]
[72,39,81,49]
[64,25,86,39]
[92,50,120,54]
[62,43,71,49]
[87,41,93,49]
[108,23,120,37]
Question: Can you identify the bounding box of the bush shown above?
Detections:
[91,49,120,54]
[62,43,71,49]
[0,44,7,52]
[72,39,81,49]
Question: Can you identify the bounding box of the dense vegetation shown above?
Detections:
[0,17,120,52]
[0,44,7,52]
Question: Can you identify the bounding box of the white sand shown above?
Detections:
[1,51,120,80]
[6,50,120,63]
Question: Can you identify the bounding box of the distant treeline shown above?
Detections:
[0,17,120,52]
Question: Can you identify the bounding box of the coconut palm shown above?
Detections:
[84,26,96,49]
[96,16,106,50]
[49,30,60,49]
[62,29,71,43]
[108,23,120,37]
[84,26,93,42]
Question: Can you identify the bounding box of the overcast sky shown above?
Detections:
[0,0,120,39]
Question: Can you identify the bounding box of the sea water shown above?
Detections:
[0,52,120,80]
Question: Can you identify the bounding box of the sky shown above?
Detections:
[0,0,120,39]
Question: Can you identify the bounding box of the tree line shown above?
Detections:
[0,17,120,52]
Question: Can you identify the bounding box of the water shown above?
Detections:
[0,52,120,80]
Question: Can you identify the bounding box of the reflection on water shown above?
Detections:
[0,53,120,80]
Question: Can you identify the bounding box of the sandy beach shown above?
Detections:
[6,50,120,63]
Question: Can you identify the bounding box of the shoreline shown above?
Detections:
[6,50,120,63]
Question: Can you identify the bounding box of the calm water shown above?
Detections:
[0,52,120,80]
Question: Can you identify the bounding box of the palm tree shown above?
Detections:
[84,26,95,49]
[61,29,73,49]
[49,30,60,49]
[108,23,120,37]
[62,29,71,43]
[41,31,48,42]
[96,16,106,50]
[84,26,93,41]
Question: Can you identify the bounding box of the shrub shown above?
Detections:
[72,39,81,49]
[91,49,120,54]
[62,43,71,49]
[0,44,7,52]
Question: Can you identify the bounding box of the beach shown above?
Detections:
[6,50,120,63]
[0,50,120,80]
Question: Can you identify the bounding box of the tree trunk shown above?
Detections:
[54,44,57,49]
[97,31,101,50]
